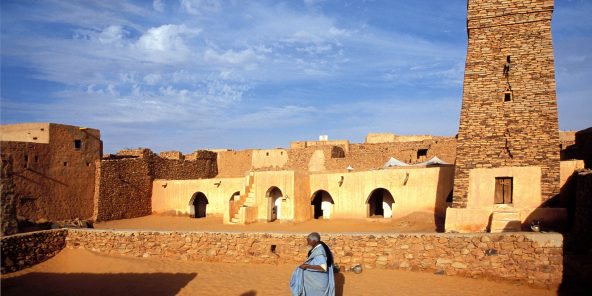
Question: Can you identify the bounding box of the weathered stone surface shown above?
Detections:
[437,258,452,265]
[1,229,563,288]
[1,229,67,273]
[1,155,18,235]
[63,230,562,288]
[452,262,468,269]
[453,0,561,206]
[95,149,217,221]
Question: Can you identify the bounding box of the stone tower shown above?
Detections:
[447,0,561,232]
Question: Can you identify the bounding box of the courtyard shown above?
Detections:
[1,248,555,296]
[1,0,591,294]
[94,212,440,233]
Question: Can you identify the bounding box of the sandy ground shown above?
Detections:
[95,213,440,233]
[1,248,555,296]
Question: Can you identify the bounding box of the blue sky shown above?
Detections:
[1,0,591,153]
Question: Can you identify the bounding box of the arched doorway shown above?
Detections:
[266,186,283,221]
[367,188,394,218]
[230,191,241,201]
[189,192,208,218]
[228,191,241,219]
[311,190,334,219]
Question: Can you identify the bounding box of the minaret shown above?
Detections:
[448,0,560,232]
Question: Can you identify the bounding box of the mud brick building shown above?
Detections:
[0,123,102,225]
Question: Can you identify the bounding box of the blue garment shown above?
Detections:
[290,266,305,295]
[290,243,335,296]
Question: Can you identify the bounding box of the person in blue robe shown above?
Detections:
[290,232,335,296]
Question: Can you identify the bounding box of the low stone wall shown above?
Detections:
[1,229,67,273]
[66,229,562,288]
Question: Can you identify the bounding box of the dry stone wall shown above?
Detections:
[213,138,456,177]
[1,155,18,235]
[330,139,456,169]
[66,229,562,288]
[454,0,560,207]
[285,138,457,173]
[152,151,217,180]
[159,150,184,160]
[93,158,153,221]
[1,229,67,273]
[94,149,217,221]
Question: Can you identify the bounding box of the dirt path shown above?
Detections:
[1,248,554,296]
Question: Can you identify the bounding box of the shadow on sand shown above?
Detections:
[335,272,346,295]
[1,272,197,296]
[557,235,592,296]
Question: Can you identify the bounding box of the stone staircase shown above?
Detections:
[490,206,522,233]
[228,173,257,224]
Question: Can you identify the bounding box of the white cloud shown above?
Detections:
[204,79,250,104]
[1,0,484,152]
[98,25,127,45]
[136,24,200,52]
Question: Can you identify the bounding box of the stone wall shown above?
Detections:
[159,150,185,160]
[0,228,564,287]
[94,149,217,221]
[152,151,217,180]
[66,229,562,288]
[1,154,18,235]
[1,229,67,273]
[365,133,435,144]
[453,0,560,207]
[93,158,153,221]
[332,139,456,168]
[213,137,456,177]
[285,138,457,173]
